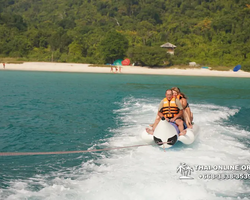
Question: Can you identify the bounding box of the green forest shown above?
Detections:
[0,0,250,70]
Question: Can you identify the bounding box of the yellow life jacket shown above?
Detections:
[161,97,179,119]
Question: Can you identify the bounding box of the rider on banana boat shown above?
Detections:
[171,87,193,128]
[146,89,187,136]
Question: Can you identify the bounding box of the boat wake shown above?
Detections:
[1,97,250,200]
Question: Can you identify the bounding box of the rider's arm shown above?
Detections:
[173,110,183,121]
[158,111,165,118]
[157,99,165,119]
[172,99,183,121]
[181,98,188,109]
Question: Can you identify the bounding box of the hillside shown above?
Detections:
[0,0,250,69]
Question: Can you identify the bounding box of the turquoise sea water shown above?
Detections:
[0,71,250,200]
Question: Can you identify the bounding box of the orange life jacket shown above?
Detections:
[176,94,183,100]
[161,97,179,119]
[177,94,189,109]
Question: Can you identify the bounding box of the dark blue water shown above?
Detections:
[0,71,249,199]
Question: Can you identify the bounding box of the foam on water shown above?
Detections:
[1,97,250,200]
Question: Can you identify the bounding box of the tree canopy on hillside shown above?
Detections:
[0,0,250,69]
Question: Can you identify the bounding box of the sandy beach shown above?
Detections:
[1,62,250,78]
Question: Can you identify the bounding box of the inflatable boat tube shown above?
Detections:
[141,120,199,149]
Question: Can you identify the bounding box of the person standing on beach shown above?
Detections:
[3,63,5,69]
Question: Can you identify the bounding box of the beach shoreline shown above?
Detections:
[1,62,250,78]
